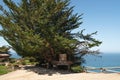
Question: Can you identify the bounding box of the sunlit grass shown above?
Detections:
[0,65,11,75]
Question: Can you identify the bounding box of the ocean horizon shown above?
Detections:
[82,53,120,72]
[83,52,120,67]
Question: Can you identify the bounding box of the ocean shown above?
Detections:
[83,53,120,67]
[82,53,120,72]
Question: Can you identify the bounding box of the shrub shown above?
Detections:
[71,65,84,73]
[21,57,37,65]
[0,65,11,75]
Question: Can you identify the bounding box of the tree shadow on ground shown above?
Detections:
[23,66,72,76]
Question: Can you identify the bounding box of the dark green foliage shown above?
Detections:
[0,0,101,65]
[9,57,37,66]
[71,65,84,73]
[0,46,10,53]
[21,57,37,65]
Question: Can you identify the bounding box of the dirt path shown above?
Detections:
[0,67,120,80]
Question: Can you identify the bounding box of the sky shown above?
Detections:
[0,0,120,53]
[70,0,120,53]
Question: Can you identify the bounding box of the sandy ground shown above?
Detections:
[0,67,120,80]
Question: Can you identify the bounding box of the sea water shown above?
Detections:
[82,53,120,72]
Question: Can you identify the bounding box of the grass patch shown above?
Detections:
[0,65,11,75]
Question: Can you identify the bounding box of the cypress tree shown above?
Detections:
[0,0,101,65]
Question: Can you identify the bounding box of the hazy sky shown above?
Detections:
[0,0,120,53]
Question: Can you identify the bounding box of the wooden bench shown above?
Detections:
[52,54,73,70]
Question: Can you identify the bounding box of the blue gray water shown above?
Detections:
[83,53,120,67]
[83,53,120,72]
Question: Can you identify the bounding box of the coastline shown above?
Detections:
[0,67,120,80]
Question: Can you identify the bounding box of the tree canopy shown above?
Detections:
[0,0,101,65]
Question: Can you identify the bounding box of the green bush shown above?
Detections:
[21,57,37,65]
[9,58,16,63]
[0,65,11,75]
[9,57,37,66]
[21,59,31,65]
[71,65,84,73]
